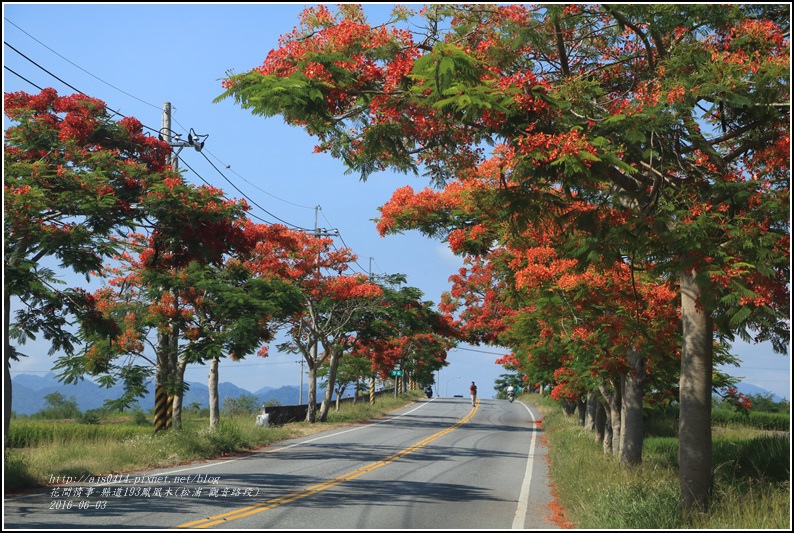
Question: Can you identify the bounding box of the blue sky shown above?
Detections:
[3,3,790,402]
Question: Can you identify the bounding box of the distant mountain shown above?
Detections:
[734,382,786,403]
[15,373,779,416]
[256,385,308,406]
[10,373,310,416]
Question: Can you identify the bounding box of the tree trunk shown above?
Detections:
[610,381,622,458]
[603,413,613,455]
[584,393,598,432]
[594,398,607,445]
[335,384,346,412]
[155,327,178,430]
[620,349,646,467]
[305,346,318,423]
[679,268,713,510]
[4,291,13,444]
[319,349,341,422]
[599,382,622,457]
[208,356,220,431]
[171,336,187,430]
[576,396,587,426]
[593,402,612,449]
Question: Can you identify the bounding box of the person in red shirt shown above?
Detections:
[470,381,477,406]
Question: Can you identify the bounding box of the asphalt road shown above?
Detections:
[4,397,560,529]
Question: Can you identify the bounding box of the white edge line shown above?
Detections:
[512,400,538,529]
[4,399,436,501]
[263,398,433,454]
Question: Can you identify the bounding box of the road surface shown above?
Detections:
[4,397,560,529]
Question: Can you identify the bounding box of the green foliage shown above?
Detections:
[644,399,790,433]
[4,452,37,490]
[133,409,150,426]
[713,435,790,484]
[35,392,81,420]
[205,420,247,453]
[584,479,685,529]
[493,373,524,399]
[745,393,790,414]
[78,409,102,425]
[4,90,172,367]
[711,410,789,432]
[222,394,261,416]
[534,394,790,529]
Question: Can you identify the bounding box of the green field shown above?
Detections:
[531,394,790,529]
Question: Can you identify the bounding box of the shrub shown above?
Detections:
[713,434,790,483]
[133,410,150,426]
[35,392,81,420]
[223,394,260,416]
[712,410,789,431]
[78,410,102,425]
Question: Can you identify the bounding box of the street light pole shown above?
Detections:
[446,376,461,397]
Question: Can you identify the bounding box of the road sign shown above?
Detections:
[390,369,403,377]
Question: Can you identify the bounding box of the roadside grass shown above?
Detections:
[4,390,423,492]
[325,392,421,423]
[531,394,790,529]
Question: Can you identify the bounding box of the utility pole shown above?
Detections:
[312,206,320,414]
[156,102,208,432]
[154,102,176,433]
[369,257,376,406]
[298,359,304,405]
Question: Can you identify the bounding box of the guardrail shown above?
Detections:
[259,388,396,425]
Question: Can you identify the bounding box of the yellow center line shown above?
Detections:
[177,400,479,529]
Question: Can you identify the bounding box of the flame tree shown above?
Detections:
[4,89,173,438]
[244,223,383,422]
[218,5,789,509]
[349,274,456,390]
[60,216,302,430]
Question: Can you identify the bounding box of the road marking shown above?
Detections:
[262,400,434,454]
[176,399,478,529]
[512,401,538,529]
[4,400,436,503]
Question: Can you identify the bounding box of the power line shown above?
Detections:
[372,258,388,276]
[4,41,161,136]
[320,209,371,275]
[4,17,162,111]
[4,65,43,91]
[327,241,367,276]
[5,40,380,272]
[174,154,284,227]
[5,34,319,225]
[453,346,511,356]
[197,151,312,231]
[203,149,316,210]
[5,41,85,96]
[5,42,315,233]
